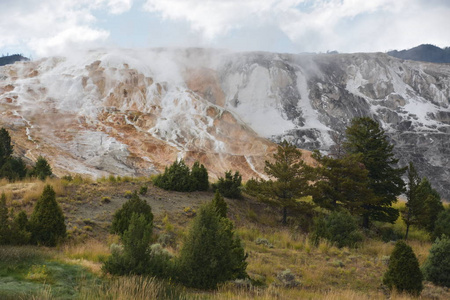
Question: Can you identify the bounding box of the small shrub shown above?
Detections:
[212,171,242,199]
[383,240,423,296]
[432,210,450,241]
[124,190,133,198]
[29,156,52,180]
[422,235,450,287]
[310,211,363,248]
[211,190,227,218]
[255,238,274,248]
[111,191,153,237]
[101,197,111,204]
[139,185,148,195]
[276,269,300,288]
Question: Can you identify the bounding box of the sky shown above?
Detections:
[1,0,449,58]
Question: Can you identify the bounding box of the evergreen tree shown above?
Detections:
[213,171,242,199]
[344,117,405,227]
[178,203,247,289]
[0,157,27,181]
[103,213,154,275]
[310,211,363,248]
[262,141,312,225]
[110,191,153,237]
[0,192,10,244]
[422,236,450,288]
[432,210,450,241]
[211,190,227,218]
[403,162,423,240]
[383,240,423,296]
[30,156,52,180]
[153,159,194,192]
[191,161,209,191]
[311,151,376,216]
[415,178,444,233]
[10,210,31,245]
[29,185,66,246]
[0,128,13,167]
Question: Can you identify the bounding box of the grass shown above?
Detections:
[1,178,448,299]
[0,246,98,299]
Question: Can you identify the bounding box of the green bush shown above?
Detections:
[212,171,242,199]
[383,240,423,295]
[104,213,154,275]
[139,185,148,195]
[422,235,450,288]
[211,190,227,218]
[177,203,247,289]
[0,193,10,244]
[154,160,209,192]
[29,185,66,246]
[110,191,153,237]
[191,161,209,191]
[432,210,450,241]
[310,211,363,248]
[0,157,27,181]
[153,160,193,192]
[29,156,52,180]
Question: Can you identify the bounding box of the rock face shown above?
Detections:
[0,48,449,199]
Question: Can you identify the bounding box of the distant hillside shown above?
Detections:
[388,44,450,63]
[0,54,29,66]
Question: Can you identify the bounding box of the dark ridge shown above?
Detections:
[387,44,450,63]
[0,54,30,66]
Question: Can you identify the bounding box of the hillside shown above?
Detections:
[388,44,450,64]
[0,54,29,66]
[1,177,449,299]
[0,48,449,199]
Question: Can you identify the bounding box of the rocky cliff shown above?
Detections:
[0,48,449,199]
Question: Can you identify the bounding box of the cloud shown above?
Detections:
[143,0,450,52]
[0,0,132,56]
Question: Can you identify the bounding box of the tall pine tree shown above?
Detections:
[29,185,66,246]
[403,162,422,240]
[311,151,376,216]
[344,117,405,227]
[263,141,312,225]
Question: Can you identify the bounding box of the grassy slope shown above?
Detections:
[0,177,449,299]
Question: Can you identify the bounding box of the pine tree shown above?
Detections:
[0,128,13,168]
[262,141,312,225]
[344,117,405,227]
[415,178,444,233]
[191,161,209,191]
[153,159,194,192]
[29,185,66,246]
[403,162,423,240]
[31,156,52,180]
[422,236,450,288]
[213,170,242,199]
[0,192,10,244]
[110,191,153,237]
[383,240,423,295]
[211,190,227,218]
[311,151,376,216]
[178,203,247,289]
[432,210,450,241]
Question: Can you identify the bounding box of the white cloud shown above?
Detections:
[0,0,132,57]
[106,0,134,15]
[143,0,450,52]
